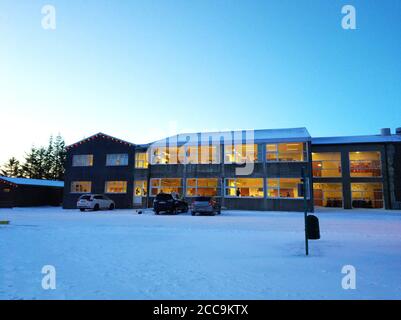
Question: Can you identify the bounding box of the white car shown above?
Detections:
[77,194,115,212]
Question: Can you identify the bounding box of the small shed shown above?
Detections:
[0,177,64,208]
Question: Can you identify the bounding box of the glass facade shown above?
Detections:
[266,143,306,162]
[312,152,342,177]
[267,178,305,199]
[313,183,343,207]
[349,151,382,177]
[186,178,219,197]
[225,178,264,197]
[351,183,383,208]
[224,144,258,164]
[150,178,183,196]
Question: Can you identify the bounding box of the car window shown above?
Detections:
[80,195,91,200]
[195,197,211,201]
[156,193,173,200]
[94,196,103,200]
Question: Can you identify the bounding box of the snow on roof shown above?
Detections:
[312,134,401,145]
[66,132,135,149]
[0,177,64,188]
[150,127,311,146]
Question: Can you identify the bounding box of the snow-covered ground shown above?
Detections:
[1,207,401,300]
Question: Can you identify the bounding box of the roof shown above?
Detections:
[66,132,135,149]
[0,177,64,188]
[150,127,311,146]
[312,134,401,145]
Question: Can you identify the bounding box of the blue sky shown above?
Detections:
[1,0,400,163]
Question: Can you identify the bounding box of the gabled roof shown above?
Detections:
[312,134,401,145]
[0,177,64,188]
[66,132,135,149]
[150,127,311,146]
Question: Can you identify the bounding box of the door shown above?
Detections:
[134,181,147,206]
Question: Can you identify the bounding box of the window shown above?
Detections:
[135,152,149,168]
[266,143,307,162]
[313,183,343,207]
[198,145,220,164]
[312,152,342,177]
[72,154,93,167]
[224,144,258,163]
[105,181,127,193]
[225,178,264,197]
[267,178,306,199]
[3,188,11,193]
[106,153,128,166]
[71,181,91,193]
[351,183,383,208]
[150,178,182,196]
[134,180,148,197]
[150,146,185,164]
[349,151,382,177]
[186,178,220,197]
[150,146,169,164]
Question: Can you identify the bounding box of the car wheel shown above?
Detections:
[80,208,85,212]
[93,204,100,211]
[155,210,159,215]
[182,206,189,213]
[173,208,178,215]
[109,203,115,210]
[191,211,196,216]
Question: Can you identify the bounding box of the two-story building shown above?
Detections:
[62,127,401,211]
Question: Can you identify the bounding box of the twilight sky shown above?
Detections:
[0,0,400,164]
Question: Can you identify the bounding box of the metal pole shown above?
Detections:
[302,167,309,256]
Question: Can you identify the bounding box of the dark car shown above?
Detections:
[191,196,221,216]
[153,193,188,215]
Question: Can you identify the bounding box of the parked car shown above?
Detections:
[191,196,221,216]
[77,194,115,211]
[153,193,188,215]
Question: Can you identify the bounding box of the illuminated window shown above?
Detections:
[351,183,383,208]
[150,178,183,196]
[267,178,306,199]
[150,146,186,164]
[313,183,343,207]
[150,146,169,164]
[224,144,258,163]
[71,181,91,193]
[3,188,11,193]
[135,152,149,168]
[72,154,93,167]
[186,178,220,197]
[134,180,148,197]
[349,152,382,177]
[266,143,306,162]
[105,181,127,193]
[106,154,128,166]
[199,145,220,164]
[312,153,342,177]
[225,178,264,197]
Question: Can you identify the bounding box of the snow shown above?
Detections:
[1,207,401,300]
[150,127,311,147]
[0,177,64,188]
[312,134,401,145]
